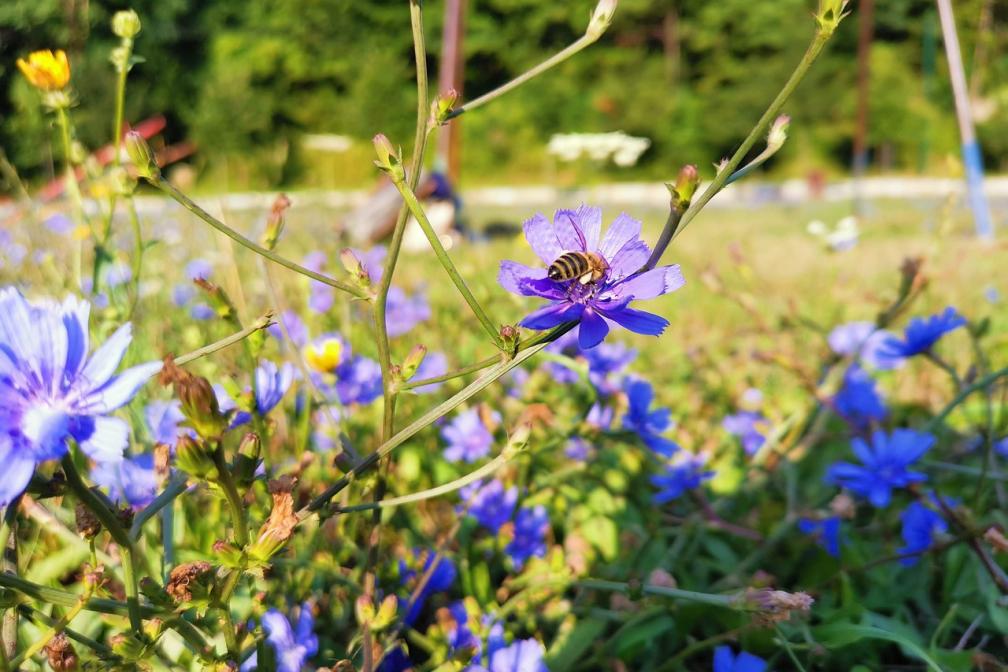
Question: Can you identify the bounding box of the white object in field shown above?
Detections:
[302,134,353,153]
[547,132,651,167]
[807,216,859,252]
[403,201,456,253]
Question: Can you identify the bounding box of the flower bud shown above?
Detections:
[431,88,459,126]
[260,193,291,250]
[233,432,262,488]
[175,434,219,480]
[125,131,160,181]
[816,0,849,35]
[112,10,142,39]
[166,560,215,604]
[109,44,131,72]
[248,477,298,562]
[400,344,427,381]
[666,164,699,214]
[766,115,790,154]
[500,324,520,355]
[504,422,532,457]
[355,595,376,627]
[586,0,618,40]
[160,357,230,439]
[45,633,78,672]
[16,50,71,92]
[213,539,247,568]
[75,501,102,539]
[373,134,405,182]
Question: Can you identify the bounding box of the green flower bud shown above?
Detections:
[125,131,159,181]
[112,10,142,39]
[430,88,459,126]
[260,193,291,250]
[339,248,372,290]
[401,344,427,381]
[766,115,790,154]
[586,0,618,40]
[666,164,699,214]
[372,134,405,182]
[175,434,219,480]
[816,0,849,35]
[233,432,262,488]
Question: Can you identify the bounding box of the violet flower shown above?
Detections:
[441,407,499,463]
[500,206,685,349]
[91,454,159,509]
[0,288,161,506]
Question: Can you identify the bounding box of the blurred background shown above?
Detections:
[0,0,1006,192]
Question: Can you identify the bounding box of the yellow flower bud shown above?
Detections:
[16,50,71,91]
[112,10,142,39]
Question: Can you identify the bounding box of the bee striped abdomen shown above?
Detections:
[548,251,608,283]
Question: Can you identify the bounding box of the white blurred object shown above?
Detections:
[403,201,456,252]
[302,134,353,153]
[547,132,651,167]
[807,216,859,252]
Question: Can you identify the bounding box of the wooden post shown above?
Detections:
[935,0,994,238]
[851,0,875,215]
[437,0,467,184]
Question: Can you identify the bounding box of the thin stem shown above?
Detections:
[55,106,90,236]
[390,179,504,348]
[774,625,809,672]
[125,198,144,318]
[17,604,117,661]
[130,474,189,541]
[333,449,515,514]
[448,34,598,119]
[8,576,94,668]
[574,578,739,609]
[642,206,684,272]
[59,455,143,634]
[174,313,274,366]
[303,322,575,514]
[213,449,249,547]
[152,177,369,300]
[925,367,1008,432]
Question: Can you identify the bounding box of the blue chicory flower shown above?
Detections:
[622,378,678,457]
[445,600,481,654]
[586,402,614,430]
[0,288,161,506]
[303,251,335,314]
[145,400,192,447]
[828,321,904,370]
[333,355,383,405]
[564,437,590,460]
[722,411,768,456]
[651,453,715,503]
[482,639,548,672]
[190,303,215,321]
[242,602,318,672]
[879,307,966,358]
[399,550,457,626]
[825,429,934,508]
[583,340,636,395]
[268,310,309,348]
[505,506,549,569]
[44,213,75,235]
[90,454,158,509]
[411,351,447,394]
[797,517,842,558]
[499,206,685,349]
[255,360,295,414]
[442,407,500,463]
[833,365,887,427]
[713,646,767,672]
[898,497,949,565]
[460,479,517,533]
[386,285,431,337]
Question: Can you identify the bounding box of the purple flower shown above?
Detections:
[172,284,195,307]
[622,378,678,457]
[722,411,768,456]
[44,213,75,235]
[486,639,547,672]
[386,286,430,337]
[505,367,530,399]
[833,365,887,427]
[996,437,1008,458]
[797,517,842,557]
[411,351,447,394]
[255,360,295,414]
[333,356,382,405]
[713,646,766,672]
[825,429,934,508]
[583,340,636,395]
[0,231,27,265]
[828,321,904,370]
[441,408,499,463]
[586,402,614,430]
[505,505,549,569]
[499,206,685,349]
[460,479,517,533]
[898,497,949,565]
[564,437,590,460]
[352,245,388,283]
[102,262,132,288]
[190,304,214,321]
[399,550,456,625]
[310,405,343,453]
[185,258,213,280]
[879,307,966,358]
[650,453,714,503]
[445,600,480,653]
[267,310,309,348]
[242,602,318,672]
[0,288,161,506]
[144,400,192,447]
[303,251,334,314]
[90,454,158,509]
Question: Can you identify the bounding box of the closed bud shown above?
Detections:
[504,422,533,457]
[586,0,618,40]
[175,434,219,480]
[666,164,699,214]
[75,501,102,539]
[213,539,247,568]
[233,432,262,487]
[816,0,849,35]
[125,131,159,181]
[373,594,398,631]
[373,134,405,182]
[431,88,459,126]
[355,595,376,627]
[160,357,230,439]
[112,9,142,39]
[766,115,790,154]
[109,44,131,72]
[500,324,520,355]
[401,344,427,381]
[194,277,238,322]
[260,193,291,250]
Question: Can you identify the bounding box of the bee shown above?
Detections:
[547,251,609,284]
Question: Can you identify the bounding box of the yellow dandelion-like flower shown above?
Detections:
[304,338,343,373]
[16,50,71,91]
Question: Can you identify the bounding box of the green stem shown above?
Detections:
[390,180,504,349]
[130,474,189,541]
[303,322,575,514]
[174,313,274,366]
[101,44,131,245]
[333,449,515,514]
[925,367,1008,432]
[574,579,739,609]
[152,177,369,300]
[59,455,143,633]
[8,579,93,668]
[448,33,599,119]
[213,449,249,547]
[55,106,90,236]
[125,198,144,318]
[17,604,117,661]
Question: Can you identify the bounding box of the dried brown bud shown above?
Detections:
[160,356,229,439]
[45,633,78,671]
[166,561,214,603]
[742,588,814,626]
[249,477,298,561]
[984,527,1008,554]
[75,502,102,539]
[154,442,172,484]
[261,193,292,250]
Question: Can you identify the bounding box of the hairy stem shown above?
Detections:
[152,177,369,300]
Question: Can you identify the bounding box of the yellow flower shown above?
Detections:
[304,338,343,373]
[16,50,71,91]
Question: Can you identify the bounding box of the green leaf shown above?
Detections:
[814,622,943,671]
[546,617,608,672]
[613,613,676,659]
[579,516,618,561]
